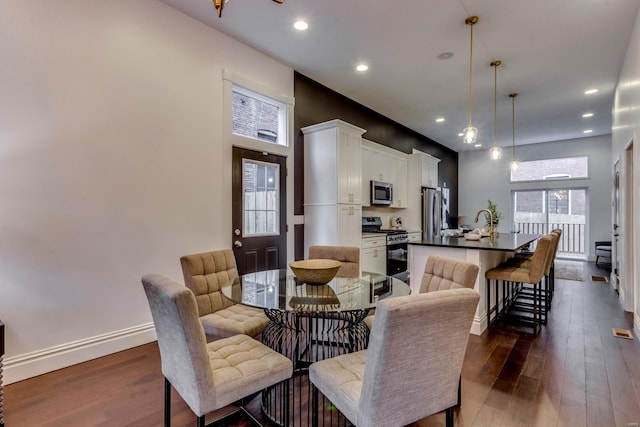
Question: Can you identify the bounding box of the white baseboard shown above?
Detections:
[3,323,157,385]
[471,314,486,336]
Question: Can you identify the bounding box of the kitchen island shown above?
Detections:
[408,233,541,335]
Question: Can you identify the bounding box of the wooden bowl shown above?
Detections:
[289,259,342,285]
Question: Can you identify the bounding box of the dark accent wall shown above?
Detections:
[293,72,459,258]
[294,72,458,214]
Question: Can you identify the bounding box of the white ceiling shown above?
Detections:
[158,0,640,152]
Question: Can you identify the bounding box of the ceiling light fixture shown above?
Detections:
[509,93,519,172]
[489,60,502,160]
[436,117,445,122]
[582,113,594,118]
[584,88,598,95]
[356,64,369,72]
[462,16,479,144]
[584,129,593,133]
[213,0,284,18]
[294,20,308,31]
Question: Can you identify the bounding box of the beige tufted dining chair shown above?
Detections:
[180,249,268,338]
[309,288,480,427]
[308,245,360,278]
[364,255,479,330]
[141,274,292,427]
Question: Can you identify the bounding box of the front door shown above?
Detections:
[232,147,287,275]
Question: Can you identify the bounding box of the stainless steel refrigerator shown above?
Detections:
[422,187,442,241]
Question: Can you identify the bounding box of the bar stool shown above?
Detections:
[506,229,561,309]
[485,235,553,336]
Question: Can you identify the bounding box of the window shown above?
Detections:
[232,84,288,146]
[243,159,280,236]
[510,156,588,182]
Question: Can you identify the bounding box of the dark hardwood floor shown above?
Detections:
[5,262,640,427]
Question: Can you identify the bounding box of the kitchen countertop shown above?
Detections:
[409,233,541,252]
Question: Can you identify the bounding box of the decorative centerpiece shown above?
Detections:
[289,259,341,285]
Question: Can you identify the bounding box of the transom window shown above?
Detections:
[510,156,588,182]
[232,84,288,146]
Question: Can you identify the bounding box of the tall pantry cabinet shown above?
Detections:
[301,119,366,257]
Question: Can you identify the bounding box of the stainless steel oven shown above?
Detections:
[386,232,409,282]
[362,216,408,281]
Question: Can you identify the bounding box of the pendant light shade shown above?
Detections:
[462,16,479,144]
[489,60,502,160]
[509,93,519,171]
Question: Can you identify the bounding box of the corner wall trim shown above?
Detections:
[4,323,157,385]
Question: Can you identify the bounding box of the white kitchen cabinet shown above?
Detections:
[361,139,409,208]
[362,235,387,275]
[409,150,440,189]
[391,156,408,208]
[303,119,365,206]
[303,204,362,257]
[361,144,372,207]
[408,232,422,243]
[302,120,366,255]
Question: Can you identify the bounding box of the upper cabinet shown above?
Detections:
[302,120,365,206]
[409,149,440,188]
[302,120,366,254]
[361,139,408,208]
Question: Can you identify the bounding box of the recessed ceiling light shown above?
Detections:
[584,89,598,95]
[356,64,369,72]
[436,117,445,123]
[293,20,308,31]
[458,133,464,137]
[582,113,594,118]
[438,52,454,60]
[474,144,482,147]
[584,129,593,133]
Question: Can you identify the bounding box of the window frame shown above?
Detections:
[223,69,294,155]
[509,155,590,183]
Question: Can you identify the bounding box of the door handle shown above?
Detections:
[234,240,243,248]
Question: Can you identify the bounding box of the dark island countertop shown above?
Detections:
[409,233,541,253]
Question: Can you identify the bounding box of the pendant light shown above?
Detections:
[213,0,285,18]
[509,93,519,171]
[489,60,502,160]
[462,16,479,144]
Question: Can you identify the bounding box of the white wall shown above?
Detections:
[458,135,612,258]
[612,8,640,323]
[0,0,294,383]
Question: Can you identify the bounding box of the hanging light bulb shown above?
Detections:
[509,93,519,171]
[489,60,502,160]
[462,16,479,144]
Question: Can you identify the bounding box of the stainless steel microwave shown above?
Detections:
[371,180,393,205]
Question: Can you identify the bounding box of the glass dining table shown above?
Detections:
[221,269,410,426]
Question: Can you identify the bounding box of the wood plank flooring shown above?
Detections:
[5,262,640,427]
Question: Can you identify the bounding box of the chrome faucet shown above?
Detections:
[474,208,496,240]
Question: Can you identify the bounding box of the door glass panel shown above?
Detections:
[513,188,586,258]
[243,159,280,237]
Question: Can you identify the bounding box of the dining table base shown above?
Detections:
[260,309,370,427]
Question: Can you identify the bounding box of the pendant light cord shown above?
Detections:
[469,22,473,126]
[493,62,497,145]
[512,95,515,158]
